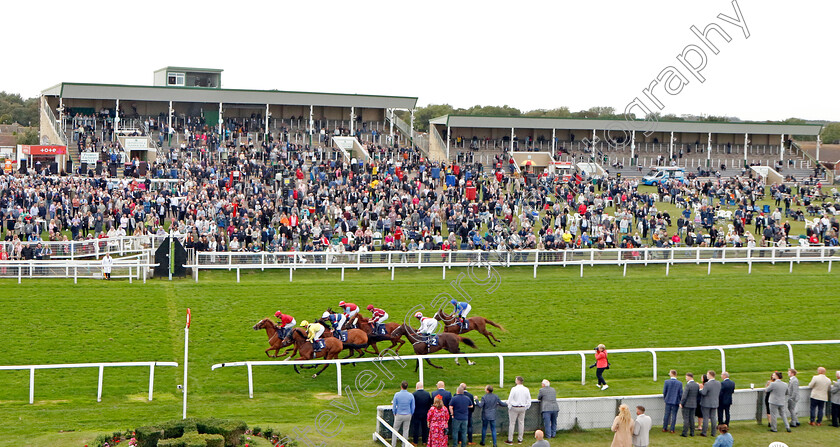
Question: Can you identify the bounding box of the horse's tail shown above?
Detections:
[459,337,477,349]
[485,319,507,332]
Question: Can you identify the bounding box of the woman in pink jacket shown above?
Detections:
[595,344,610,390]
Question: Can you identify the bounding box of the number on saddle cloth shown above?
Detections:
[425,334,438,347]
[375,324,388,335]
[313,339,326,351]
[333,330,348,342]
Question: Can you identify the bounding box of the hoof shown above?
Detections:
[468,360,476,366]
[311,374,318,379]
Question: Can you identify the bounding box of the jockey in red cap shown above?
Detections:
[366,304,389,334]
[338,301,359,327]
[274,311,296,338]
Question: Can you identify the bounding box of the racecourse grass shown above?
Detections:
[0,263,837,446]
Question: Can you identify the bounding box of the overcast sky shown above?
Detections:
[5,0,837,122]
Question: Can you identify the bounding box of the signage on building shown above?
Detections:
[20,145,67,155]
[124,138,149,150]
[80,152,99,164]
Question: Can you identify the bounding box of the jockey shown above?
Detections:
[449,299,472,326]
[414,311,438,345]
[300,320,325,344]
[274,311,296,338]
[367,304,389,331]
[322,311,347,333]
[338,301,359,327]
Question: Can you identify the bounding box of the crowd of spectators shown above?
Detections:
[3,138,839,260]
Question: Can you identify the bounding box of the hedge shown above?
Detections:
[157,433,225,447]
[133,418,246,447]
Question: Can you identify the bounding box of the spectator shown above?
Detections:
[661,369,682,433]
[808,366,832,425]
[101,253,113,280]
[718,371,735,426]
[426,395,449,447]
[831,370,840,427]
[766,371,791,432]
[391,380,414,446]
[594,344,609,390]
[431,381,452,407]
[505,376,531,445]
[699,370,721,437]
[477,384,506,447]
[632,405,651,447]
[459,382,476,445]
[410,382,432,445]
[610,403,633,447]
[680,372,700,437]
[449,384,473,447]
[530,430,549,447]
[787,368,801,427]
[711,424,733,447]
[537,379,559,438]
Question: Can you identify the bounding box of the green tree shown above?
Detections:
[0,92,39,126]
[821,122,840,144]
[14,128,39,145]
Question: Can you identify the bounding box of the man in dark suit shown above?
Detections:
[680,373,700,437]
[662,369,683,433]
[718,372,735,426]
[410,381,432,445]
[460,382,476,444]
[699,370,722,437]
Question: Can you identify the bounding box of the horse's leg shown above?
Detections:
[414,359,419,372]
[482,330,497,347]
[313,362,330,378]
[466,356,476,366]
[425,358,442,369]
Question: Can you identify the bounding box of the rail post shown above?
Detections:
[498,355,505,389]
[650,350,658,381]
[148,363,155,401]
[29,367,35,404]
[336,362,343,396]
[97,365,104,402]
[785,343,795,370]
[579,352,587,385]
[247,362,254,398]
[718,347,726,373]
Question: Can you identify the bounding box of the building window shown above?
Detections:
[167,72,185,86]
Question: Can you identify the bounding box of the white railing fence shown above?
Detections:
[0,361,178,404]
[1,234,169,260]
[210,339,840,399]
[0,254,156,283]
[190,246,840,283]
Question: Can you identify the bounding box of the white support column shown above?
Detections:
[592,129,596,151]
[350,106,355,136]
[409,109,415,147]
[114,99,120,141]
[744,133,749,166]
[816,134,821,163]
[309,105,314,146]
[780,134,785,162]
[58,97,64,133]
[552,128,556,153]
[512,128,516,151]
[264,104,270,138]
[669,131,674,160]
[707,132,712,166]
[389,109,394,140]
[447,124,451,155]
[168,101,174,133]
[630,130,636,162]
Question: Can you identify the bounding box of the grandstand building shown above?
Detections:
[429,115,823,178]
[38,66,418,169]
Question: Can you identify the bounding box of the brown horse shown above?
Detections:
[355,315,406,354]
[253,318,296,358]
[390,324,477,370]
[288,327,345,378]
[434,309,507,347]
[316,317,370,358]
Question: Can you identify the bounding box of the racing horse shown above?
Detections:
[389,324,477,371]
[288,327,345,378]
[316,316,370,358]
[434,309,507,347]
[253,318,296,358]
[355,315,406,354]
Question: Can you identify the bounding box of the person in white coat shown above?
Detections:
[633,405,652,447]
[101,253,113,280]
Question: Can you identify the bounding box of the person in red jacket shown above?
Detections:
[274,311,297,338]
[594,344,610,390]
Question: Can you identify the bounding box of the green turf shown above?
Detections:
[0,263,837,446]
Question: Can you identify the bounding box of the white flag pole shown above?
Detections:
[182,308,190,419]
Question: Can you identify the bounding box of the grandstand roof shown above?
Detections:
[429,115,823,136]
[41,82,418,110]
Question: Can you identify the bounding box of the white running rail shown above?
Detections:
[0,361,178,404]
[189,245,840,282]
[210,339,840,398]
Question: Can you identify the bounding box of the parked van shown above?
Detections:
[642,167,686,185]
